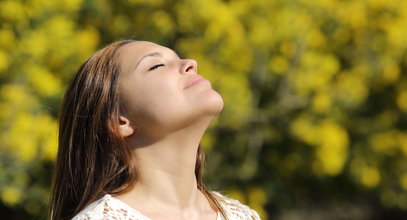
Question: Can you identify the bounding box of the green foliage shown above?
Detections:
[1,0,407,219]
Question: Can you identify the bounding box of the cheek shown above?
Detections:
[128,79,186,123]
[145,79,183,106]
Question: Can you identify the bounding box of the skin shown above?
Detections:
[115,41,224,220]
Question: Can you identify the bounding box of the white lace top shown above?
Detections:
[73,191,261,220]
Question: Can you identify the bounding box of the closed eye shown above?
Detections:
[149,63,165,71]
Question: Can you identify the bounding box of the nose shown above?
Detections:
[180,59,197,74]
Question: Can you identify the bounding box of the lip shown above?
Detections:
[184,75,209,89]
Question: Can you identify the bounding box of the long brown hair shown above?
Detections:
[48,40,227,220]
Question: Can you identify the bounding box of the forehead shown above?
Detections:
[117,41,173,72]
[119,41,166,56]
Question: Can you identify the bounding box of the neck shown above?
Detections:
[122,118,212,210]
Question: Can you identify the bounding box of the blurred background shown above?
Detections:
[0,0,407,219]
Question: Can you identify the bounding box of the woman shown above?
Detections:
[49,40,260,220]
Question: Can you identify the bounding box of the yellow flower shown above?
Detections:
[0,49,9,73]
[0,28,16,49]
[0,1,25,22]
[75,27,100,59]
[269,55,289,74]
[292,117,349,176]
[369,130,399,155]
[382,62,400,84]
[25,64,61,97]
[227,188,246,204]
[399,133,407,156]
[152,11,174,36]
[247,187,268,220]
[61,0,82,11]
[360,167,381,188]
[8,113,38,162]
[312,91,331,113]
[335,70,368,108]
[1,186,22,206]
[37,115,58,160]
[291,115,319,146]
[397,90,407,112]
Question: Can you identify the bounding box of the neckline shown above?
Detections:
[104,194,221,220]
[104,194,150,219]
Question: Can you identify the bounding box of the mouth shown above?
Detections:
[184,75,209,89]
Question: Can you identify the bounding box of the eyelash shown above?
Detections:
[149,63,165,71]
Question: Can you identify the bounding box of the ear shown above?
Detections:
[118,116,135,137]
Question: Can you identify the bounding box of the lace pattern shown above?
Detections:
[213,191,261,220]
[73,192,261,220]
[73,194,150,220]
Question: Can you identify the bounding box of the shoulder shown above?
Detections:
[72,194,150,220]
[212,191,261,220]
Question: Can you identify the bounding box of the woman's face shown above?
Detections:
[117,41,223,138]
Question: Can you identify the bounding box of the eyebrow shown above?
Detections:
[134,52,163,71]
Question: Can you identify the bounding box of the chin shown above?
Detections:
[204,90,224,115]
